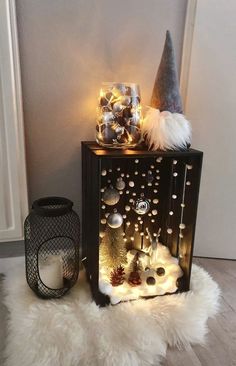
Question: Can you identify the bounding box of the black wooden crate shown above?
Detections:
[82,141,203,306]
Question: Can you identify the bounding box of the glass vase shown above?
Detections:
[96,82,142,148]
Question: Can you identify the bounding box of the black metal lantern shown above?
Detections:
[82,142,203,306]
[25,197,80,299]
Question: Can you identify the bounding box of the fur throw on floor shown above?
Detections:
[142,107,192,151]
[2,258,220,366]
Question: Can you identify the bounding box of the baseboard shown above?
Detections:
[0,241,24,258]
[194,255,236,261]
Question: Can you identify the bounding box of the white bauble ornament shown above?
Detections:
[116,178,126,190]
[102,187,120,206]
[107,212,123,228]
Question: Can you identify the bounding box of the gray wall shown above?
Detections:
[16,0,187,213]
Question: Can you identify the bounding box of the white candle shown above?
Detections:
[39,255,63,289]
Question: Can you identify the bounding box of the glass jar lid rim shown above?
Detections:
[101,81,140,87]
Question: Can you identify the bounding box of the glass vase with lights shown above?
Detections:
[96,82,142,148]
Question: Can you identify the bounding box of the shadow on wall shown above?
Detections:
[29,148,82,215]
[16,0,187,213]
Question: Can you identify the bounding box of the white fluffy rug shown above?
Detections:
[2,258,220,366]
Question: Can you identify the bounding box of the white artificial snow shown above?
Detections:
[99,243,183,305]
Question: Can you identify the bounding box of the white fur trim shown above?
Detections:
[142,107,192,151]
[1,257,220,366]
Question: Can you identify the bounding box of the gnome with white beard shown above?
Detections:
[142,30,192,151]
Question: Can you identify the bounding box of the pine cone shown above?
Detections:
[110,265,125,286]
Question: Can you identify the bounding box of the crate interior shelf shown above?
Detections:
[82,142,203,306]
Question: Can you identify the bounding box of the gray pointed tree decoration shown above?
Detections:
[142,30,191,151]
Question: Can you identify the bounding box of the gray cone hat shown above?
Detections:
[150,30,183,114]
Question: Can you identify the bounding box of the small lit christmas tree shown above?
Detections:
[110,265,125,286]
[128,252,142,286]
[100,226,127,269]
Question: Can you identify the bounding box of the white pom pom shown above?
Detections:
[142,107,192,150]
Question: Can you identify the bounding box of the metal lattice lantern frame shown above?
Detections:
[82,142,203,306]
[25,197,80,299]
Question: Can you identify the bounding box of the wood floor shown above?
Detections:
[165,257,236,366]
[0,256,235,365]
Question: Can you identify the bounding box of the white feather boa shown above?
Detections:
[142,107,192,151]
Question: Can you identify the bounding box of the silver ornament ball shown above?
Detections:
[107,212,123,228]
[116,178,126,190]
[113,102,123,113]
[115,126,124,135]
[133,197,150,215]
[102,187,120,206]
[102,112,114,124]
[112,84,126,97]
[120,96,131,106]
